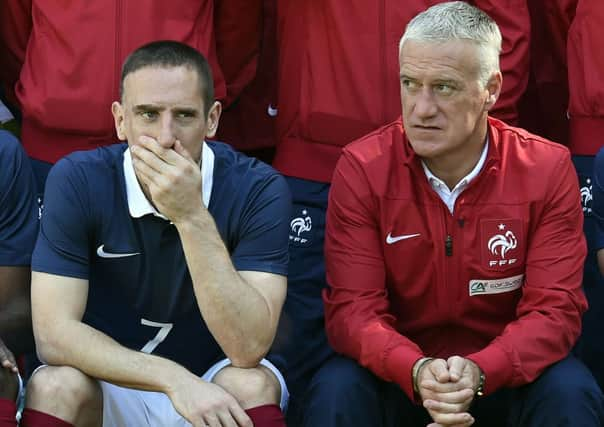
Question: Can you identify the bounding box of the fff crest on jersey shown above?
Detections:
[579,174,592,217]
[481,219,524,270]
[289,207,314,247]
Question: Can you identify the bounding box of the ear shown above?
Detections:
[205,101,222,139]
[483,71,502,112]
[111,101,127,141]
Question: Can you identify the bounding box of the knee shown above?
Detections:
[26,366,98,411]
[0,368,18,400]
[212,365,281,409]
[529,358,604,414]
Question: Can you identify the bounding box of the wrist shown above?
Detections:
[412,357,434,395]
[475,367,485,397]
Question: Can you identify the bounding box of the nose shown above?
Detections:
[157,114,176,148]
[413,87,438,119]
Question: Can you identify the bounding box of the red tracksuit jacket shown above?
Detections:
[0,1,263,163]
[567,0,604,156]
[273,0,530,183]
[324,117,587,399]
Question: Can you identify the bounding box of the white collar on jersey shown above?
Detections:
[123,141,214,219]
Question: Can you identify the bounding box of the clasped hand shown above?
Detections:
[416,356,482,427]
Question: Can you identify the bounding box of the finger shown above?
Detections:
[201,415,221,427]
[138,135,182,165]
[423,387,474,405]
[173,139,196,163]
[424,397,471,414]
[447,356,466,382]
[0,348,17,372]
[131,144,166,176]
[229,403,253,427]
[215,409,238,427]
[427,359,450,383]
[420,379,469,394]
[428,421,474,427]
[428,410,474,426]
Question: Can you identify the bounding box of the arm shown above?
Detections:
[0,267,33,356]
[178,221,286,367]
[323,151,424,399]
[32,272,251,425]
[466,151,587,394]
[567,0,604,155]
[132,137,287,367]
[475,0,530,125]
[0,131,38,358]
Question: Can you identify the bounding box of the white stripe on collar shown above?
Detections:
[123,142,214,219]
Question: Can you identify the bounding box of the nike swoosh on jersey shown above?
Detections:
[386,233,421,244]
[96,245,140,258]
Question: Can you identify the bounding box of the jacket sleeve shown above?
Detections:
[323,151,424,400]
[0,0,32,107]
[567,0,604,156]
[475,0,530,125]
[466,150,587,394]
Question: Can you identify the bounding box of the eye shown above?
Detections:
[434,83,455,95]
[140,111,158,121]
[401,78,419,91]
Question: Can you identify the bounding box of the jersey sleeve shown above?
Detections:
[323,150,424,400]
[466,149,587,394]
[230,172,291,276]
[31,157,91,279]
[475,0,530,125]
[592,147,604,251]
[0,130,38,266]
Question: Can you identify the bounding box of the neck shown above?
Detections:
[423,121,488,190]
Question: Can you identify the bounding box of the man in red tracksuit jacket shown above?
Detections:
[272,1,530,425]
[323,3,603,426]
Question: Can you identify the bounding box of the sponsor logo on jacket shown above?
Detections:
[469,274,524,296]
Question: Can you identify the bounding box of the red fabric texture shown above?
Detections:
[324,117,586,399]
[273,0,530,183]
[567,0,604,155]
[0,398,16,427]
[1,1,230,163]
[20,409,73,427]
[245,404,285,427]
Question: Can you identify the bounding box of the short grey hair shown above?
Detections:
[399,1,502,86]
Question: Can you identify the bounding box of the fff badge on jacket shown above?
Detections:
[472,219,525,296]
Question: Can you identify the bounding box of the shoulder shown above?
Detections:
[0,130,29,176]
[343,118,405,164]
[490,117,571,166]
[48,143,126,187]
[209,141,288,195]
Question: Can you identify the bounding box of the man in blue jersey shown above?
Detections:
[0,130,38,427]
[22,41,291,427]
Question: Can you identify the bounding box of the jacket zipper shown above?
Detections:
[445,234,453,256]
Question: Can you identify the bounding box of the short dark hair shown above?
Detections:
[120,40,214,114]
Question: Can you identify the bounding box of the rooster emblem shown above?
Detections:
[580,181,592,208]
[488,230,517,259]
[290,210,312,237]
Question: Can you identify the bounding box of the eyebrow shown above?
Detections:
[132,104,164,113]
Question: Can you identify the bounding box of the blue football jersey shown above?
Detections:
[32,141,291,375]
[0,130,38,266]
